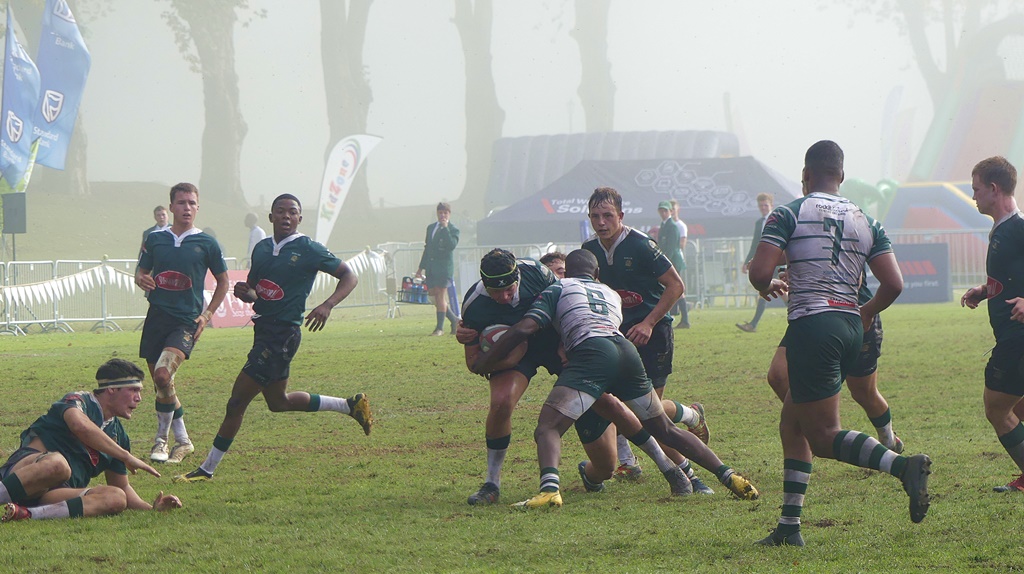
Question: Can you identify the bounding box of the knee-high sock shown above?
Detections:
[777,458,811,535]
[833,430,907,478]
[999,423,1024,473]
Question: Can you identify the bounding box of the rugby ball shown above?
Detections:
[479,324,512,353]
[479,324,528,369]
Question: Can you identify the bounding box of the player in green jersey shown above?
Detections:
[961,156,1024,494]
[0,359,183,522]
[173,194,372,484]
[583,187,712,490]
[136,182,230,465]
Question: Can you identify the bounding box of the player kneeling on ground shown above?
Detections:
[473,250,759,509]
[0,359,182,522]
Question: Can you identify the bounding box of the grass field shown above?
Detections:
[0,302,1022,573]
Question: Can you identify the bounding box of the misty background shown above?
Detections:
[4,0,1024,258]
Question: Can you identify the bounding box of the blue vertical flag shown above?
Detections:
[32,0,91,170]
[0,7,41,187]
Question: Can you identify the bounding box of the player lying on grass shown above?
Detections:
[0,359,182,522]
[173,194,371,484]
[473,249,760,508]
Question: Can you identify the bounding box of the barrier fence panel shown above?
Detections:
[3,261,65,333]
[0,232,991,335]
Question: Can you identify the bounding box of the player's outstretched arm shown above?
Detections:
[306,261,358,332]
[106,472,182,511]
[64,408,161,478]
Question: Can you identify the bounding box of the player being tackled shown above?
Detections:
[473,250,759,509]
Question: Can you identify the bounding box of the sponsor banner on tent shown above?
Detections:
[477,157,800,246]
[0,7,41,187]
[316,134,382,245]
[32,0,91,170]
[865,242,950,304]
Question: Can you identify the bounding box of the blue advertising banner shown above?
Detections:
[32,0,91,170]
[0,7,41,187]
[865,242,951,304]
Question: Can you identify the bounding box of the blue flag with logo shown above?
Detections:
[32,0,91,170]
[0,7,41,187]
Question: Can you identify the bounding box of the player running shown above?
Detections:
[173,194,372,484]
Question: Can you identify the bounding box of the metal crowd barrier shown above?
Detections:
[0,231,990,335]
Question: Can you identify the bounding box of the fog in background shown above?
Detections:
[73,0,956,215]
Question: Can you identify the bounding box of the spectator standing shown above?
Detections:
[415,202,460,336]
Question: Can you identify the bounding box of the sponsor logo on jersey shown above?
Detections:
[617,289,643,307]
[986,277,1004,299]
[154,271,192,291]
[826,298,856,308]
[256,279,284,301]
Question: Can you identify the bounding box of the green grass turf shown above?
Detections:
[0,302,1022,573]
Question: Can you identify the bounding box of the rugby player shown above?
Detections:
[0,359,182,522]
[135,182,229,464]
[173,194,372,483]
[749,140,931,547]
[473,250,759,508]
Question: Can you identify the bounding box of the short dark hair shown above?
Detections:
[539,252,565,266]
[564,249,598,279]
[804,140,844,180]
[170,182,199,203]
[480,248,517,278]
[94,358,146,393]
[588,187,622,212]
[973,156,1017,196]
[436,202,451,213]
[272,193,302,211]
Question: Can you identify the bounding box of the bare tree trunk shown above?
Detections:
[453,0,504,218]
[571,0,614,132]
[172,1,247,205]
[320,0,374,215]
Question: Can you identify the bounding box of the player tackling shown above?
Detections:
[474,249,759,508]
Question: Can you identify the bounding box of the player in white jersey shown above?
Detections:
[475,250,759,508]
[748,140,932,547]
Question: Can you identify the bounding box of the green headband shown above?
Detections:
[481,266,520,289]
